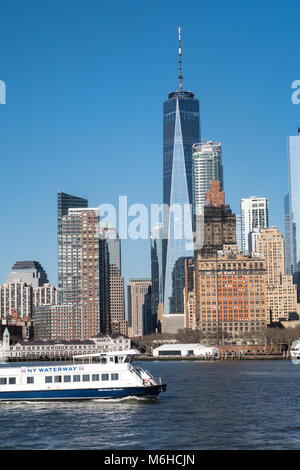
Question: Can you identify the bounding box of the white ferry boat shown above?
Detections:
[0,349,166,401]
[290,339,300,361]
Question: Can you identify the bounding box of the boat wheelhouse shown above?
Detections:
[0,349,166,401]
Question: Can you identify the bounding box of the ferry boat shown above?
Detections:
[0,349,166,401]
[290,339,300,362]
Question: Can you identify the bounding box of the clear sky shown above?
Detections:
[0,0,299,290]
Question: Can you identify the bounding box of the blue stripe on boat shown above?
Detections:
[0,385,165,401]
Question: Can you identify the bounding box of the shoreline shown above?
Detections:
[136,354,288,361]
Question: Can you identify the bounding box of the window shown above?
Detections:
[27,377,34,384]
[111,373,119,381]
[54,376,62,383]
[0,378,7,385]
[64,375,71,383]
[101,374,109,381]
[73,375,80,382]
[92,374,99,381]
[9,377,16,385]
[82,374,90,382]
[45,376,52,383]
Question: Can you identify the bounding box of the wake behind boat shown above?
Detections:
[0,349,166,401]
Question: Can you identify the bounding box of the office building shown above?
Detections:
[57,191,88,303]
[150,224,163,333]
[162,28,200,316]
[7,261,49,288]
[195,245,267,335]
[127,279,151,337]
[257,227,299,322]
[284,193,293,275]
[287,130,300,291]
[198,181,236,259]
[100,226,125,335]
[240,196,269,254]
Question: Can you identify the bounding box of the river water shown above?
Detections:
[0,359,299,450]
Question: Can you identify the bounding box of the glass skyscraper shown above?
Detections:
[162,30,200,316]
[57,191,88,303]
[288,131,300,286]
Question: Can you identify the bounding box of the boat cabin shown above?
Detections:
[72,349,140,365]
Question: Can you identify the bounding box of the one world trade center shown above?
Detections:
[162,28,200,315]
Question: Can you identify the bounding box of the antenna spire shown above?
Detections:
[178,26,183,91]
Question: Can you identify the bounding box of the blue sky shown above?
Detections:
[0,0,299,289]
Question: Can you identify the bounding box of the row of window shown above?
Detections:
[0,373,119,386]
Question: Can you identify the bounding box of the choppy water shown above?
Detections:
[0,360,299,450]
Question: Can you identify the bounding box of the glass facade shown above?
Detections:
[150,224,163,331]
[163,91,200,315]
[288,134,300,276]
[57,191,88,303]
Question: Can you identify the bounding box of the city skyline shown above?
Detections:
[0,0,299,292]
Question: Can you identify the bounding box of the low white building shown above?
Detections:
[0,331,131,361]
[152,343,219,357]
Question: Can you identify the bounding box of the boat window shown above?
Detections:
[0,378,7,385]
[100,358,107,364]
[9,377,16,385]
[64,375,71,383]
[45,376,52,383]
[101,374,109,381]
[92,374,99,381]
[54,376,62,383]
[109,357,114,363]
[111,373,119,381]
[27,377,34,384]
[92,357,101,363]
[114,356,119,364]
[82,374,90,382]
[73,375,80,382]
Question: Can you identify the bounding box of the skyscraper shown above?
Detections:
[100,226,126,335]
[240,196,269,254]
[288,130,300,283]
[61,207,103,339]
[57,191,88,303]
[163,28,200,316]
[150,224,163,332]
[192,140,223,217]
[7,261,49,288]
[127,279,151,337]
[284,193,293,275]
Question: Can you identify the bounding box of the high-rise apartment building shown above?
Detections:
[192,140,223,218]
[57,191,88,303]
[257,227,299,322]
[240,196,269,254]
[33,284,58,308]
[61,208,104,339]
[0,280,33,318]
[127,279,151,337]
[162,28,200,317]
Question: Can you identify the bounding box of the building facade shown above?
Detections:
[61,208,103,339]
[257,228,299,322]
[192,140,223,218]
[195,246,267,336]
[287,131,300,293]
[127,279,151,337]
[7,261,49,288]
[240,196,269,254]
[162,30,200,317]
[57,191,88,303]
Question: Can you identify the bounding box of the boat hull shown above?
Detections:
[0,384,167,401]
